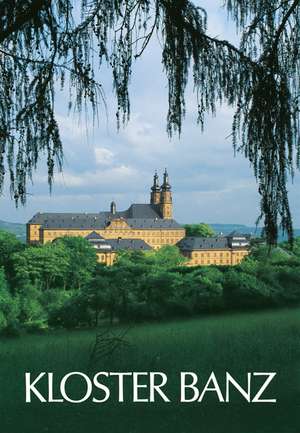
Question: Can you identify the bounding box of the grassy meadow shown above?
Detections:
[0,308,300,433]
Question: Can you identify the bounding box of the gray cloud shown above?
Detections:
[1,1,299,227]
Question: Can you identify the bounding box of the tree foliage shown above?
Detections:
[1,230,300,333]
[0,230,24,267]
[145,245,187,268]
[0,267,19,332]
[184,223,215,237]
[55,237,97,289]
[13,242,70,290]
[0,1,300,244]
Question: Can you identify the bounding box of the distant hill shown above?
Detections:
[211,223,261,236]
[0,220,26,241]
[210,223,300,241]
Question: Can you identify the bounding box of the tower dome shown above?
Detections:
[161,168,171,191]
[159,168,172,219]
[110,201,116,215]
[150,170,161,205]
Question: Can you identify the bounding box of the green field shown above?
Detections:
[1,308,300,433]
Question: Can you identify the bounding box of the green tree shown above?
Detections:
[85,265,137,324]
[0,268,7,291]
[251,244,293,264]
[116,250,150,267]
[0,267,19,332]
[224,269,272,309]
[0,230,24,279]
[13,242,70,291]
[56,237,97,290]
[181,268,224,313]
[146,245,187,269]
[84,274,116,326]
[18,283,47,330]
[184,223,215,238]
[0,1,299,244]
[49,292,92,329]
[41,289,74,321]
[238,257,259,275]
[138,271,183,319]
[276,266,300,303]
[116,246,186,270]
[279,237,300,258]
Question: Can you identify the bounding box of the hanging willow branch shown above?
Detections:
[0,0,299,245]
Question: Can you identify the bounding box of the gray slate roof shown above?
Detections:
[126,204,161,219]
[177,234,250,251]
[88,237,152,252]
[177,237,230,251]
[108,239,152,251]
[28,204,182,230]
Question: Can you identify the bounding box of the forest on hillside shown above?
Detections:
[0,230,300,335]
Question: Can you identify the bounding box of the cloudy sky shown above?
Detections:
[1,1,299,226]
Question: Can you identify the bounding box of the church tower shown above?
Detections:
[150,171,161,205]
[160,169,173,219]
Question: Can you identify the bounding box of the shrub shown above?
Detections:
[224,270,272,308]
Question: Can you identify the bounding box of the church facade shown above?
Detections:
[27,170,250,266]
